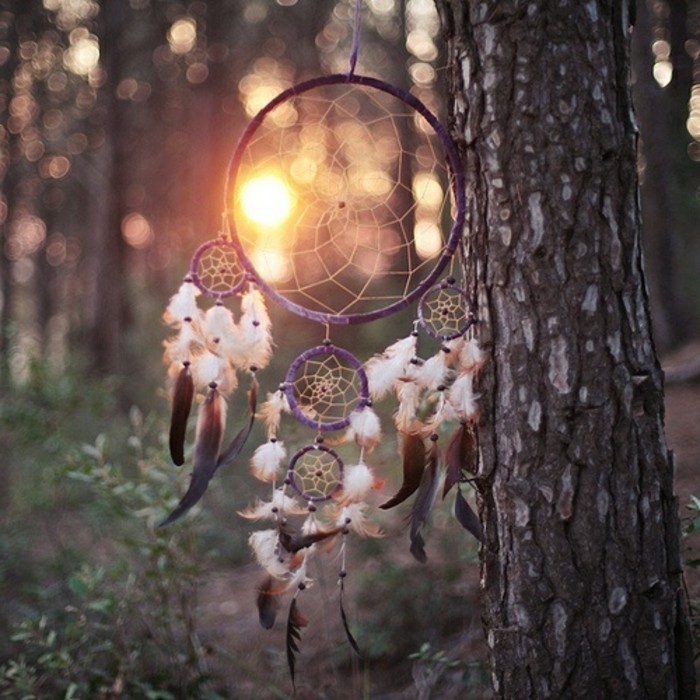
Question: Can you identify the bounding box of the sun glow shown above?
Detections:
[240,174,295,227]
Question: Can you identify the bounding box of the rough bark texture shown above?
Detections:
[433,1,695,697]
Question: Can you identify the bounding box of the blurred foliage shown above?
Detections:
[0,399,230,697]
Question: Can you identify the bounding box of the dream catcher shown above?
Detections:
[159,0,485,689]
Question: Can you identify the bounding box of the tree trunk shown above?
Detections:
[632,0,688,352]
[88,2,131,376]
[434,1,695,697]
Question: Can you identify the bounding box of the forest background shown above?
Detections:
[1,0,699,697]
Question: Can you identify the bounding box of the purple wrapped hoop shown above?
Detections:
[225,73,466,326]
[284,344,369,431]
[287,443,344,502]
[190,238,247,299]
[418,280,476,341]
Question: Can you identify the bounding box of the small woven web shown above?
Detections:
[231,81,454,319]
[191,239,246,298]
[289,448,342,501]
[420,284,471,340]
[291,352,363,425]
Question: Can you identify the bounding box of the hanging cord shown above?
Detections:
[347,0,363,77]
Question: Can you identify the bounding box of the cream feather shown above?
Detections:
[415,349,453,391]
[345,406,382,451]
[204,303,238,350]
[163,320,204,365]
[236,288,273,370]
[340,462,377,504]
[249,529,290,578]
[365,334,417,401]
[250,440,287,483]
[238,489,305,520]
[448,371,480,422]
[394,380,422,433]
[258,390,291,437]
[458,338,487,374]
[191,349,236,392]
[333,503,382,537]
[163,279,201,326]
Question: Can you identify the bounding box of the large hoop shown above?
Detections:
[225,73,466,326]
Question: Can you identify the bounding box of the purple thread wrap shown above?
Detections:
[287,443,344,502]
[417,280,477,341]
[190,237,248,299]
[283,344,369,432]
[224,73,467,326]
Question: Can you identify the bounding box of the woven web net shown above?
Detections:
[287,349,366,429]
[288,445,343,501]
[191,239,246,298]
[228,78,458,322]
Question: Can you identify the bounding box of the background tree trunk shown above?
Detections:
[434,1,695,697]
[632,0,688,352]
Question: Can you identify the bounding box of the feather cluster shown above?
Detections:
[160,277,271,525]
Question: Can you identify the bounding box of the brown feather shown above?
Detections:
[216,377,258,471]
[455,488,483,543]
[286,595,308,690]
[442,422,478,498]
[169,363,194,466]
[278,524,342,554]
[339,577,361,656]
[159,386,225,527]
[379,432,426,510]
[409,440,440,562]
[256,576,282,630]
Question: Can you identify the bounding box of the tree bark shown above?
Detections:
[434,1,695,697]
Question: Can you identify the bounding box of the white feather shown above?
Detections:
[415,350,453,390]
[458,338,487,374]
[163,280,201,326]
[345,406,382,451]
[249,529,289,578]
[301,511,320,536]
[163,320,204,365]
[192,349,235,391]
[238,489,305,520]
[204,303,238,350]
[448,371,480,421]
[341,462,376,504]
[334,503,382,537]
[250,440,287,483]
[365,334,417,401]
[236,289,273,369]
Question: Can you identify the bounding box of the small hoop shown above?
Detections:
[190,237,247,299]
[418,280,476,341]
[287,443,344,502]
[284,344,369,431]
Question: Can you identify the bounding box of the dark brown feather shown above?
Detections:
[256,576,281,630]
[278,525,342,554]
[455,488,483,543]
[159,386,224,527]
[216,377,258,471]
[286,596,308,690]
[339,578,361,656]
[442,422,478,498]
[169,363,194,466]
[379,432,426,510]
[409,440,440,563]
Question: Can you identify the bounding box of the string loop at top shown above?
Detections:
[347,0,363,77]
